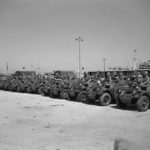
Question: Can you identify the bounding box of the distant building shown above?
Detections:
[138,60,150,70]
[108,66,130,71]
[14,71,36,76]
[53,70,75,78]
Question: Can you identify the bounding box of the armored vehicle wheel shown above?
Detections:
[12,86,17,92]
[50,90,54,98]
[17,86,21,92]
[4,85,8,91]
[99,92,111,106]
[116,95,126,109]
[31,85,37,93]
[60,89,70,100]
[43,87,49,96]
[10,87,13,91]
[136,96,149,112]
[8,86,12,91]
[26,87,32,93]
[43,88,50,96]
[77,91,88,103]
[1,85,5,90]
[20,85,26,93]
[37,87,44,95]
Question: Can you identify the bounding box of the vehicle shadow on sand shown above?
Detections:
[110,105,138,112]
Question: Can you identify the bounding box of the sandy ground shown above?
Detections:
[0,90,150,150]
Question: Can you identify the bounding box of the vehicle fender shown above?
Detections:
[142,91,150,100]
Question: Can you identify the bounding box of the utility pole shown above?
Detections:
[75,36,84,78]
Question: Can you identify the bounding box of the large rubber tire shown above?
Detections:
[60,89,70,100]
[50,90,54,98]
[116,95,127,109]
[8,86,12,91]
[4,85,9,91]
[26,87,32,93]
[31,85,37,94]
[10,87,13,91]
[1,85,5,90]
[50,89,59,98]
[12,86,17,92]
[37,87,44,95]
[136,96,149,112]
[20,86,26,93]
[99,92,111,106]
[17,86,21,93]
[77,91,88,103]
[43,88,50,96]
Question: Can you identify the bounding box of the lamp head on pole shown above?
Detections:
[75,36,84,42]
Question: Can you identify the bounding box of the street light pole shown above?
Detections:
[133,49,137,71]
[102,58,106,78]
[6,62,8,74]
[76,36,83,78]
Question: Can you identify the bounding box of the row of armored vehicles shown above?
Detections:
[0,72,150,112]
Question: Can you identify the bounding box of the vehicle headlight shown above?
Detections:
[119,89,122,93]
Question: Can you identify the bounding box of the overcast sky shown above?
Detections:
[0,0,150,73]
